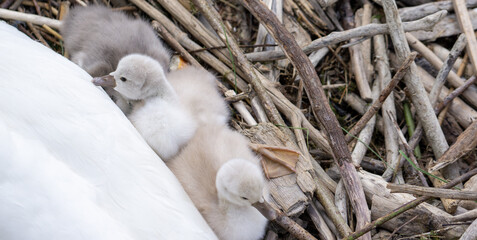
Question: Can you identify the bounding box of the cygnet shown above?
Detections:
[167,124,268,240]
[97,53,196,161]
[61,5,171,114]
[167,66,229,125]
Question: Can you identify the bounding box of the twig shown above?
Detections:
[435,76,477,113]
[334,180,349,228]
[350,80,379,166]
[429,120,477,172]
[403,102,421,160]
[344,167,477,240]
[226,90,258,126]
[22,1,58,16]
[150,20,232,95]
[386,215,418,240]
[457,52,470,76]
[0,0,15,8]
[26,22,49,47]
[244,10,447,61]
[461,218,477,240]
[345,52,417,142]
[188,44,278,53]
[151,21,201,68]
[372,18,401,182]
[41,24,62,40]
[307,201,335,240]
[191,0,285,127]
[453,0,477,72]
[361,2,374,83]
[387,112,429,187]
[347,7,372,101]
[429,33,467,106]
[450,208,477,222]
[240,0,371,239]
[388,183,477,200]
[0,8,61,29]
[408,75,476,150]
[406,33,477,108]
[399,0,477,21]
[253,201,318,240]
[382,0,449,161]
[311,172,352,237]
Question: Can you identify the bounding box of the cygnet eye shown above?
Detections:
[120,77,127,82]
[241,196,248,200]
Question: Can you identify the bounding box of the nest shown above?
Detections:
[2,0,477,239]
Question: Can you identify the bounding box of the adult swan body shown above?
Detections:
[0,21,217,240]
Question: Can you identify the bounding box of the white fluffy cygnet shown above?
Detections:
[167,124,268,240]
[109,54,196,161]
[61,5,171,114]
[167,66,229,126]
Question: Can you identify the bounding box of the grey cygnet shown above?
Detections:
[61,5,171,114]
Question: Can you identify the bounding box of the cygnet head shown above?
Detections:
[216,159,265,207]
[110,54,167,100]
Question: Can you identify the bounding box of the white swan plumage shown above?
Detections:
[0,21,217,240]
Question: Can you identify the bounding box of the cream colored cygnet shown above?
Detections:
[167,124,268,240]
[108,54,196,161]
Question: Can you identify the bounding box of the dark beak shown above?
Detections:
[92,75,116,88]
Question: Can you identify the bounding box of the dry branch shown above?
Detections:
[410,9,477,40]
[406,33,477,108]
[450,208,477,222]
[428,34,467,106]
[348,8,372,102]
[245,10,447,61]
[429,120,477,172]
[383,0,457,213]
[461,218,477,240]
[382,9,450,159]
[453,0,477,72]
[254,201,318,240]
[312,174,352,237]
[345,52,416,142]
[239,1,371,239]
[373,18,401,182]
[407,34,467,154]
[345,168,477,239]
[151,21,201,68]
[435,76,477,114]
[399,0,477,21]
[431,44,474,77]
[350,80,378,166]
[387,112,428,187]
[0,8,61,28]
[388,183,477,200]
[389,54,477,129]
[307,202,336,240]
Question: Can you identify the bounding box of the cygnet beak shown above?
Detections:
[92,75,116,88]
